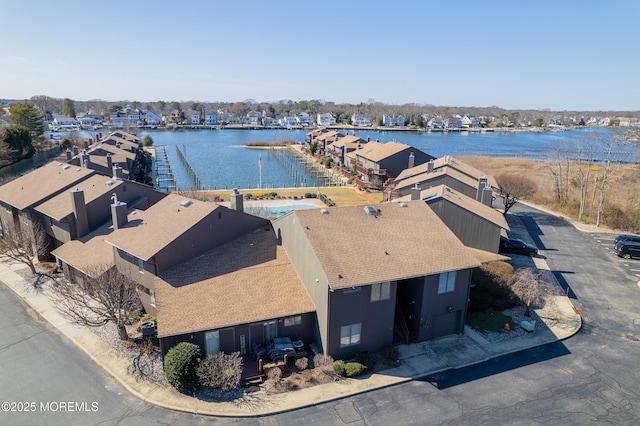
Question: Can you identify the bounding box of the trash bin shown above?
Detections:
[141,321,155,337]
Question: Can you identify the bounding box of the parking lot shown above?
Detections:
[589,232,640,283]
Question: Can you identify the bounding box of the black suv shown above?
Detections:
[500,236,538,257]
[614,234,640,244]
[615,241,640,259]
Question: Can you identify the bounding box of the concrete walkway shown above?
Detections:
[0,258,581,417]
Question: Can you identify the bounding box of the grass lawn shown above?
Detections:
[466,310,518,333]
[177,186,385,207]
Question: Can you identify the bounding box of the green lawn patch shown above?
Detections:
[466,310,518,333]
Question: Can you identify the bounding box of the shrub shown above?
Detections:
[468,291,494,312]
[382,345,399,361]
[355,352,375,369]
[163,342,201,391]
[345,362,367,377]
[196,351,243,391]
[313,354,334,368]
[333,359,346,376]
[472,261,514,298]
[295,357,308,371]
[323,158,333,168]
[304,192,317,198]
[125,309,142,325]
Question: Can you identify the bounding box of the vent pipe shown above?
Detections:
[427,160,434,173]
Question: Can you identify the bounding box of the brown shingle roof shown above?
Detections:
[355,141,411,162]
[0,162,96,210]
[103,193,220,261]
[34,175,123,220]
[395,165,479,193]
[156,227,314,337]
[396,184,508,230]
[51,221,117,277]
[395,155,497,188]
[288,201,504,289]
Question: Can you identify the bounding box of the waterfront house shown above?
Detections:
[144,111,162,126]
[396,184,507,253]
[352,141,435,191]
[326,135,367,167]
[445,117,464,129]
[351,114,372,127]
[204,111,219,125]
[296,112,312,126]
[279,116,298,128]
[186,110,201,125]
[382,115,405,127]
[317,113,336,126]
[273,201,504,359]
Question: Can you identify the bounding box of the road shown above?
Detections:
[1,202,639,425]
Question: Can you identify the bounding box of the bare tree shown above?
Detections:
[573,135,597,220]
[495,174,538,215]
[594,132,624,227]
[52,265,141,340]
[509,268,561,317]
[0,222,48,274]
[545,143,570,202]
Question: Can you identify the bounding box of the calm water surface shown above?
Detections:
[138,127,635,190]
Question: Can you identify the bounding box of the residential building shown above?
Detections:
[144,111,162,126]
[273,201,503,359]
[317,113,336,126]
[382,115,405,127]
[204,111,219,125]
[351,114,372,127]
[396,184,507,253]
[296,112,312,126]
[102,193,270,315]
[352,141,434,191]
[326,135,367,167]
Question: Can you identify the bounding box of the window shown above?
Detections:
[340,323,361,347]
[264,320,277,341]
[150,290,156,307]
[205,330,220,356]
[370,281,390,302]
[284,316,301,327]
[438,271,456,294]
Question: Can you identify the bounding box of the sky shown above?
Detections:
[1,0,638,111]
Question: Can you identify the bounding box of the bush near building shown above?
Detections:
[163,342,201,391]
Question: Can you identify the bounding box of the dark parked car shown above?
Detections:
[500,236,538,257]
[614,234,640,244]
[615,241,640,259]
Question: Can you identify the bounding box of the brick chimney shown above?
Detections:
[110,193,128,230]
[70,188,89,238]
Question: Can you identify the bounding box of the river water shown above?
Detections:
[137,127,637,191]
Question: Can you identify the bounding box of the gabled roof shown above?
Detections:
[397,156,498,188]
[394,165,479,193]
[354,141,411,162]
[0,162,96,210]
[88,143,137,160]
[34,175,123,220]
[155,227,314,337]
[103,193,221,261]
[51,220,117,278]
[316,131,344,143]
[330,135,365,149]
[280,201,504,289]
[396,184,508,230]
